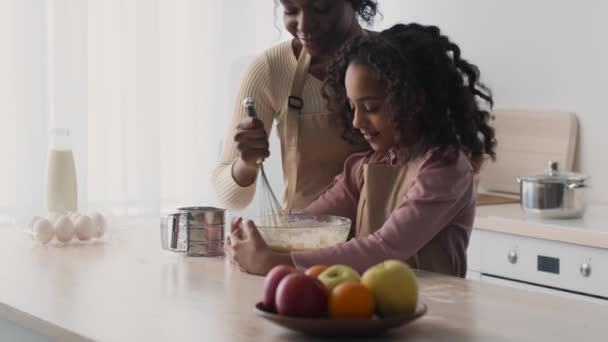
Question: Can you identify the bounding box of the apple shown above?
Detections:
[317,264,360,292]
[361,259,418,316]
[262,265,296,311]
[275,273,327,317]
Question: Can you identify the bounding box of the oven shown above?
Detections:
[472,230,608,304]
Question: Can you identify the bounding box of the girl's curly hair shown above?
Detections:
[322,23,496,172]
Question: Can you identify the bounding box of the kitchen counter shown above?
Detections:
[475,203,608,249]
[1,220,607,342]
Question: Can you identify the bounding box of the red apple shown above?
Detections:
[275,273,328,317]
[262,265,296,311]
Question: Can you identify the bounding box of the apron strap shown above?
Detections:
[288,48,310,112]
[284,46,311,211]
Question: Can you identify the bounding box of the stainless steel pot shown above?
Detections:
[517,161,588,219]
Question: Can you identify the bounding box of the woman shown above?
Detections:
[212,0,379,211]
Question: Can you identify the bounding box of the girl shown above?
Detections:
[225,23,496,277]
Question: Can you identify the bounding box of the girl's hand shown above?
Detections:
[234,117,270,168]
[224,218,293,275]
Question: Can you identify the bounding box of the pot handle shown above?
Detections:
[567,182,587,190]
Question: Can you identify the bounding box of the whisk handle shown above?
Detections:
[243,97,264,164]
[243,97,256,118]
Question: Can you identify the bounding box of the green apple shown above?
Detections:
[317,265,361,292]
[361,260,418,316]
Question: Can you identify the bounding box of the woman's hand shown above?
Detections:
[234,117,270,168]
[231,117,270,187]
[225,217,293,275]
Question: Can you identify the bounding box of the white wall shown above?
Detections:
[231,0,608,218]
[375,0,608,203]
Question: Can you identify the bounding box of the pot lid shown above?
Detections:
[518,161,588,183]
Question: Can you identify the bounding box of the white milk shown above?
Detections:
[46,149,78,213]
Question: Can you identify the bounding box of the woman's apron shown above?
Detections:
[355,161,456,275]
[276,48,366,212]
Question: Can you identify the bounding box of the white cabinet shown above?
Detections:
[0,319,47,342]
[480,274,607,305]
[466,229,481,280]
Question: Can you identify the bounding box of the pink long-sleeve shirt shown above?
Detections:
[291,149,476,277]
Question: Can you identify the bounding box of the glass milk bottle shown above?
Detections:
[46,128,78,213]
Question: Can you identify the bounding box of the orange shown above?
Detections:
[328,281,375,319]
[304,264,329,278]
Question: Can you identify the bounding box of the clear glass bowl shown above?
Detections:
[253,214,351,252]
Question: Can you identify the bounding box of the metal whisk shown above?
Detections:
[243,98,290,227]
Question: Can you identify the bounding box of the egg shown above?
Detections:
[33,219,54,244]
[89,212,107,238]
[74,215,94,241]
[54,215,75,243]
[28,216,42,232]
[46,212,61,225]
[68,211,81,223]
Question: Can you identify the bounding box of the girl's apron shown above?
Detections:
[277,48,365,212]
[355,161,456,275]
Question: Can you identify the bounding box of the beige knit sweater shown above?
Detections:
[212,40,330,210]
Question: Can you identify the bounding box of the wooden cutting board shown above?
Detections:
[478,109,578,195]
[476,193,519,206]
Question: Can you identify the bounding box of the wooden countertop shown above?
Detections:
[475,203,608,249]
[1,219,607,341]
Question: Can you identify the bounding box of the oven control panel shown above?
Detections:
[479,230,607,299]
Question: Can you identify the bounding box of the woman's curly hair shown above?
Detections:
[273,1,380,26]
[323,23,496,172]
[350,0,380,26]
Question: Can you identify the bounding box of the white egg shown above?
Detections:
[89,212,107,238]
[54,215,75,243]
[74,215,94,241]
[28,216,42,232]
[33,219,54,244]
[68,211,81,223]
[46,212,61,225]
